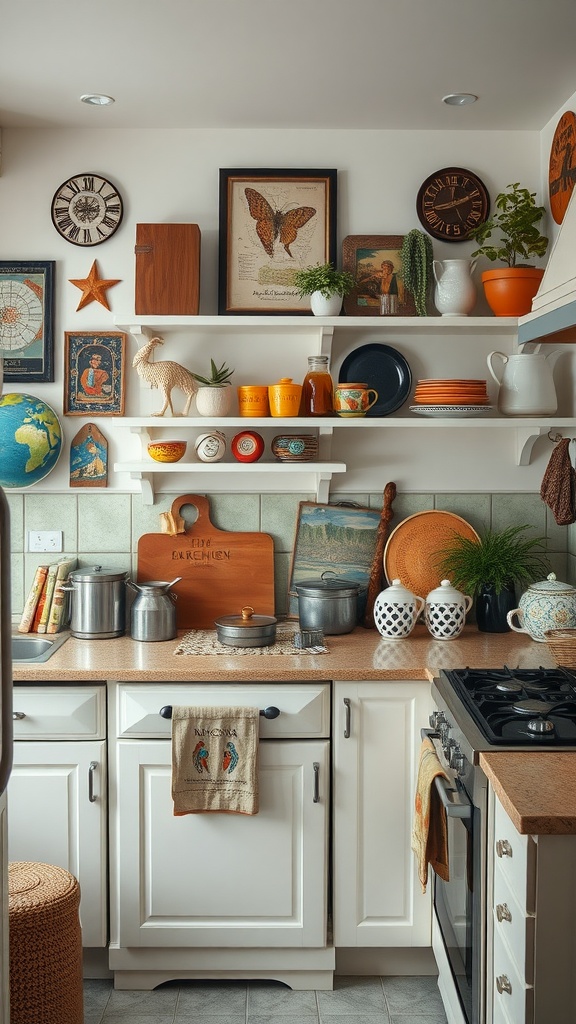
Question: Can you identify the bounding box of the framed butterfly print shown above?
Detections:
[218,168,337,314]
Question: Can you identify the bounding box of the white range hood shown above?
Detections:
[518,185,576,345]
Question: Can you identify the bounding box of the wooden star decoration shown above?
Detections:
[69,260,121,311]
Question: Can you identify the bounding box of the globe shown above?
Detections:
[0,392,62,488]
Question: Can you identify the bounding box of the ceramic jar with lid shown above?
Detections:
[373,579,425,639]
[507,573,576,642]
[425,579,472,640]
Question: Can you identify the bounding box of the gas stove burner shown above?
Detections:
[510,698,562,716]
[527,717,556,734]
[495,679,523,694]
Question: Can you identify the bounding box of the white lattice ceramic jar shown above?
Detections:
[373,579,425,640]
[425,579,472,640]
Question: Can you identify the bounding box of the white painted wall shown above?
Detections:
[0,125,567,494]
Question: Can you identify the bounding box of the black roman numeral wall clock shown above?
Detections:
[51,173,124,246]
[416,167,490,242]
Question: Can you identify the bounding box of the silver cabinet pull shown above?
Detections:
[496,975,512,995]
[343,697,351,739]
[88,760,98,803]
[313,762,320,803]
[496,839,513,858]
[12,711,25,720]
[496,903,512,923]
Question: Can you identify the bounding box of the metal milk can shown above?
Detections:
[128,577,181,642]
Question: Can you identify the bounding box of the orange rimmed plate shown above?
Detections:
[383,510,480,597]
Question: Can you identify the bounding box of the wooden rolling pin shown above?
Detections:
[362,481,397,629]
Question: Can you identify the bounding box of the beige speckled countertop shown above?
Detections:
[480,752,576,835]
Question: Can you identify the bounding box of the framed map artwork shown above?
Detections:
[218,168,337,314]
[64,331,126,416]
[0,261,55,382]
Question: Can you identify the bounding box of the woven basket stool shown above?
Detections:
[8,861,83,1024]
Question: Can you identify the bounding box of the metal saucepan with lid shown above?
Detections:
[61,565,129,639]
[295,570,362,635]
[214,606,277,647]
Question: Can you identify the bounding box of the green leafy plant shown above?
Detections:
[191,359,234,387]
[293,262,355,299]
[436,525,550,595]
[400,229,433,316]
[468,182,548,267]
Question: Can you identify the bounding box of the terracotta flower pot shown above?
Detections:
[481,267,544,317]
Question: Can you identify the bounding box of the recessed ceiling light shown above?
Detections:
[442,93,478,106]
[80,94,115,106]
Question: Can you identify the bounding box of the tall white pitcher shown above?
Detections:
[433,259,477,316]
[487,347,558,415]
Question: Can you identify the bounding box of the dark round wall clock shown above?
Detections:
[51,172,124,246]
[416,167,490,242]
[549,111,576,225]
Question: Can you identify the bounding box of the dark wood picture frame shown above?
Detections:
[0,260,55,382]
[64,331,126,416]
[342,235,416,316]
[218,168,337,315]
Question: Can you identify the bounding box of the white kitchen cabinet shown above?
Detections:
[8,685,107,949]
[332,680,434,947]
[487,788,576,1024]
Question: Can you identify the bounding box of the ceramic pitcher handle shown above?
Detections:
[365,389,379,410]
[464,595,473,613]
[433,260,443,283]
[487,350,507,385]
[506,608,527,634]
[415,596,425,617]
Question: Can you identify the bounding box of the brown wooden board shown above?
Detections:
[135,223,201,314]
[136,494,275,629]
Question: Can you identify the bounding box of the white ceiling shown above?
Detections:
[3,0,576,132]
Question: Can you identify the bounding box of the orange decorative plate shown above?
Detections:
[383,510,480,597]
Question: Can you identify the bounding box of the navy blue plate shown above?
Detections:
[338,343,412,417]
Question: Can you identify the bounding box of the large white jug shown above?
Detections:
[487,347,558,416]
[433,259,477,316]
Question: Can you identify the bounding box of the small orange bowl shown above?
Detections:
[147,440,187,463]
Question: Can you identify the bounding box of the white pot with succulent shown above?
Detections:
[293,263,355,316]
[192,360,235,416]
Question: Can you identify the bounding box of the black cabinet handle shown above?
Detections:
[159,705,280,720]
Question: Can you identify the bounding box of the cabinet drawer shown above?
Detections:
[114,682,331,739]
[494,796,536,914]
[493,872,535,984]
[12,686,106,740]
[492,925,534,1024]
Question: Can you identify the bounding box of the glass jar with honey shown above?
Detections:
[301,355,334,415]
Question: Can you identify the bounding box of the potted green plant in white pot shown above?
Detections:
[293,263,355,316]
[191,359,235,416]
[468,182,549,316]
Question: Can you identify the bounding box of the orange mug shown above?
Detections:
[237,385,270,417]
[268,378,302,417]
[334,383,379,417]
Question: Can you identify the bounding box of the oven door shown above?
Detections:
[421,729,483,1024]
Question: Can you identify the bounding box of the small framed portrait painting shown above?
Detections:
[64,331,126,415]
[342,235,416,316]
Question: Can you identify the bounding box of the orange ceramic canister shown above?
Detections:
[237,385,270,417]
[268,378,302,417]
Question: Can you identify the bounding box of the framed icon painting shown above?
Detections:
[64,331,126,415]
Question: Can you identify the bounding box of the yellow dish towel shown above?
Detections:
[171,706,260,816]
[411,736,450,893]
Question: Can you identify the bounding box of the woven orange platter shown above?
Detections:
[383,510,480,597]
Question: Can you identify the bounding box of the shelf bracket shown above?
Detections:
[315,473,333,505]
[516,427,547,466]
[128,472,155,504]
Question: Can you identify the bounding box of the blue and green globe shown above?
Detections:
[0,392,62,488]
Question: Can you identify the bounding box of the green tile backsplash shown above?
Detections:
[8,490,570,619]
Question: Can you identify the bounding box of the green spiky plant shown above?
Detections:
[468,182,548,267]
[436,525,550,596]
[400,229,434,316]
[191,360,234,387]
[293,263,355,299]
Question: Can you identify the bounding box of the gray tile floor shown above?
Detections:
[84,975,448,1024]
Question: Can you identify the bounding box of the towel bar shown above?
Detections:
[159,705,280,720]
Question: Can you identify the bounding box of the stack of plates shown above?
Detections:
[410,378,492,417]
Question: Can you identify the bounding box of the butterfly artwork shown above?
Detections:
[244,187,317,258]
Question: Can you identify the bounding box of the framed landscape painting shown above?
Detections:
[218,168,337,315]
[342,235,416,316]
[0,261,55,382]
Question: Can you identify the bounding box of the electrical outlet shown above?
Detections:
[28,531,63,553]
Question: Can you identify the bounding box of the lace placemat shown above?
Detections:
[174,625,328,656]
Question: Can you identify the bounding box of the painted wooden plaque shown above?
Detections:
[69,423,108,487]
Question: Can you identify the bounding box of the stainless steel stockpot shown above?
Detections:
[61,565,129,639]
[295,572,361,635]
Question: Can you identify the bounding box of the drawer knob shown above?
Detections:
[496,902,512,923]
[496,975,512,995]
[496,839,513,858]
[12,711,26,721]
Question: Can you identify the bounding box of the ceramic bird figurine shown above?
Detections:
[132,336,198,416]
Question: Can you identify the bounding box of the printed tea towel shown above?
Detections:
[411,735,450,893]
[171,705,260,815]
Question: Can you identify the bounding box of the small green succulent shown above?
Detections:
[191,360,234,387]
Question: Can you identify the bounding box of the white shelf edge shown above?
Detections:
[118,416,576,429]
[114,314,519,332]
[114,461,347,473]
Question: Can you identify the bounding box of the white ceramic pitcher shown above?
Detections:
[487,346,558,416]
[433,259,477,317]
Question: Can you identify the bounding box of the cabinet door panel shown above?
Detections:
[9,741,107,947]
[114,739,329,948]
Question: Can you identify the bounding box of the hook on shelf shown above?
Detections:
[548,430,576,444]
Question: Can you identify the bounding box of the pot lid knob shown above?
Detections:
[241,606,255,621]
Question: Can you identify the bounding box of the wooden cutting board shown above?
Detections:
[136,494,275,629]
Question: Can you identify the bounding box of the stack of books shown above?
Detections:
[18,556,77,634]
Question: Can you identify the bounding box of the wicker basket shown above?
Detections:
[544,629,576,669]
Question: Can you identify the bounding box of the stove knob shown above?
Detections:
[449,745,466,775]
[429,710,446,731]
[439,721,450,746]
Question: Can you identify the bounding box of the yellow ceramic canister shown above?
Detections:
[237,385,270,417]
[268,378,302,417]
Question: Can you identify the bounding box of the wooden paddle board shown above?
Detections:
[136,494,275,629]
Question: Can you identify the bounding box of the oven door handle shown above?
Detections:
[420,728,472,819]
